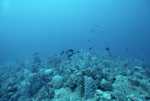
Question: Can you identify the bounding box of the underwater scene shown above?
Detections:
[0,0,150,101]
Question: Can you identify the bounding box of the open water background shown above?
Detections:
[0,0,150,63]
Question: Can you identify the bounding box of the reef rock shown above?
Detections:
[52,75,64,89]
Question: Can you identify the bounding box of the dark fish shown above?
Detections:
[33,52,39,56]
[60,51,65,55]
[66,49,80,55]
[77,51,80,53]
[126,48,128,51]
[91,29,94,32]
[89,47,93,50]
[68,54,73,57]
[66,50,70,54]
[68,49,74,52]
[106,47,110,51]
[88,40,90,42]
[113,77,116,81]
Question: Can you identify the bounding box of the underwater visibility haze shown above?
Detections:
[0,0,150,62]
[0,0,150,101]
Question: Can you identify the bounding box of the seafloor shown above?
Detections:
[0,50,150,101]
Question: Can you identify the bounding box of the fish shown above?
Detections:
[91,29,94,32]
[60,49,80,56]
[126,48,129,51]
[60,51,65,55]
[68,54,73,57]
[106,47,110,51]
[77,51,80,53]
[88,40,90,42]
[112,77,116,81]
[89,47,93,50]
[66,49,74,54]
[33,52,39,56]
[68,49,74,52]
[66,50,70,54]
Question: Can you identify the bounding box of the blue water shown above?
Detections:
[0,0,150,63]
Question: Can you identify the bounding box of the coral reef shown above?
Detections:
[0,50,150,100]
[84,76,97,99]
[52,75,64,89]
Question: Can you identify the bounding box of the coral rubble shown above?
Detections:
[0,50,150,101]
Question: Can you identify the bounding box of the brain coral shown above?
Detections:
[52,75,64,89]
